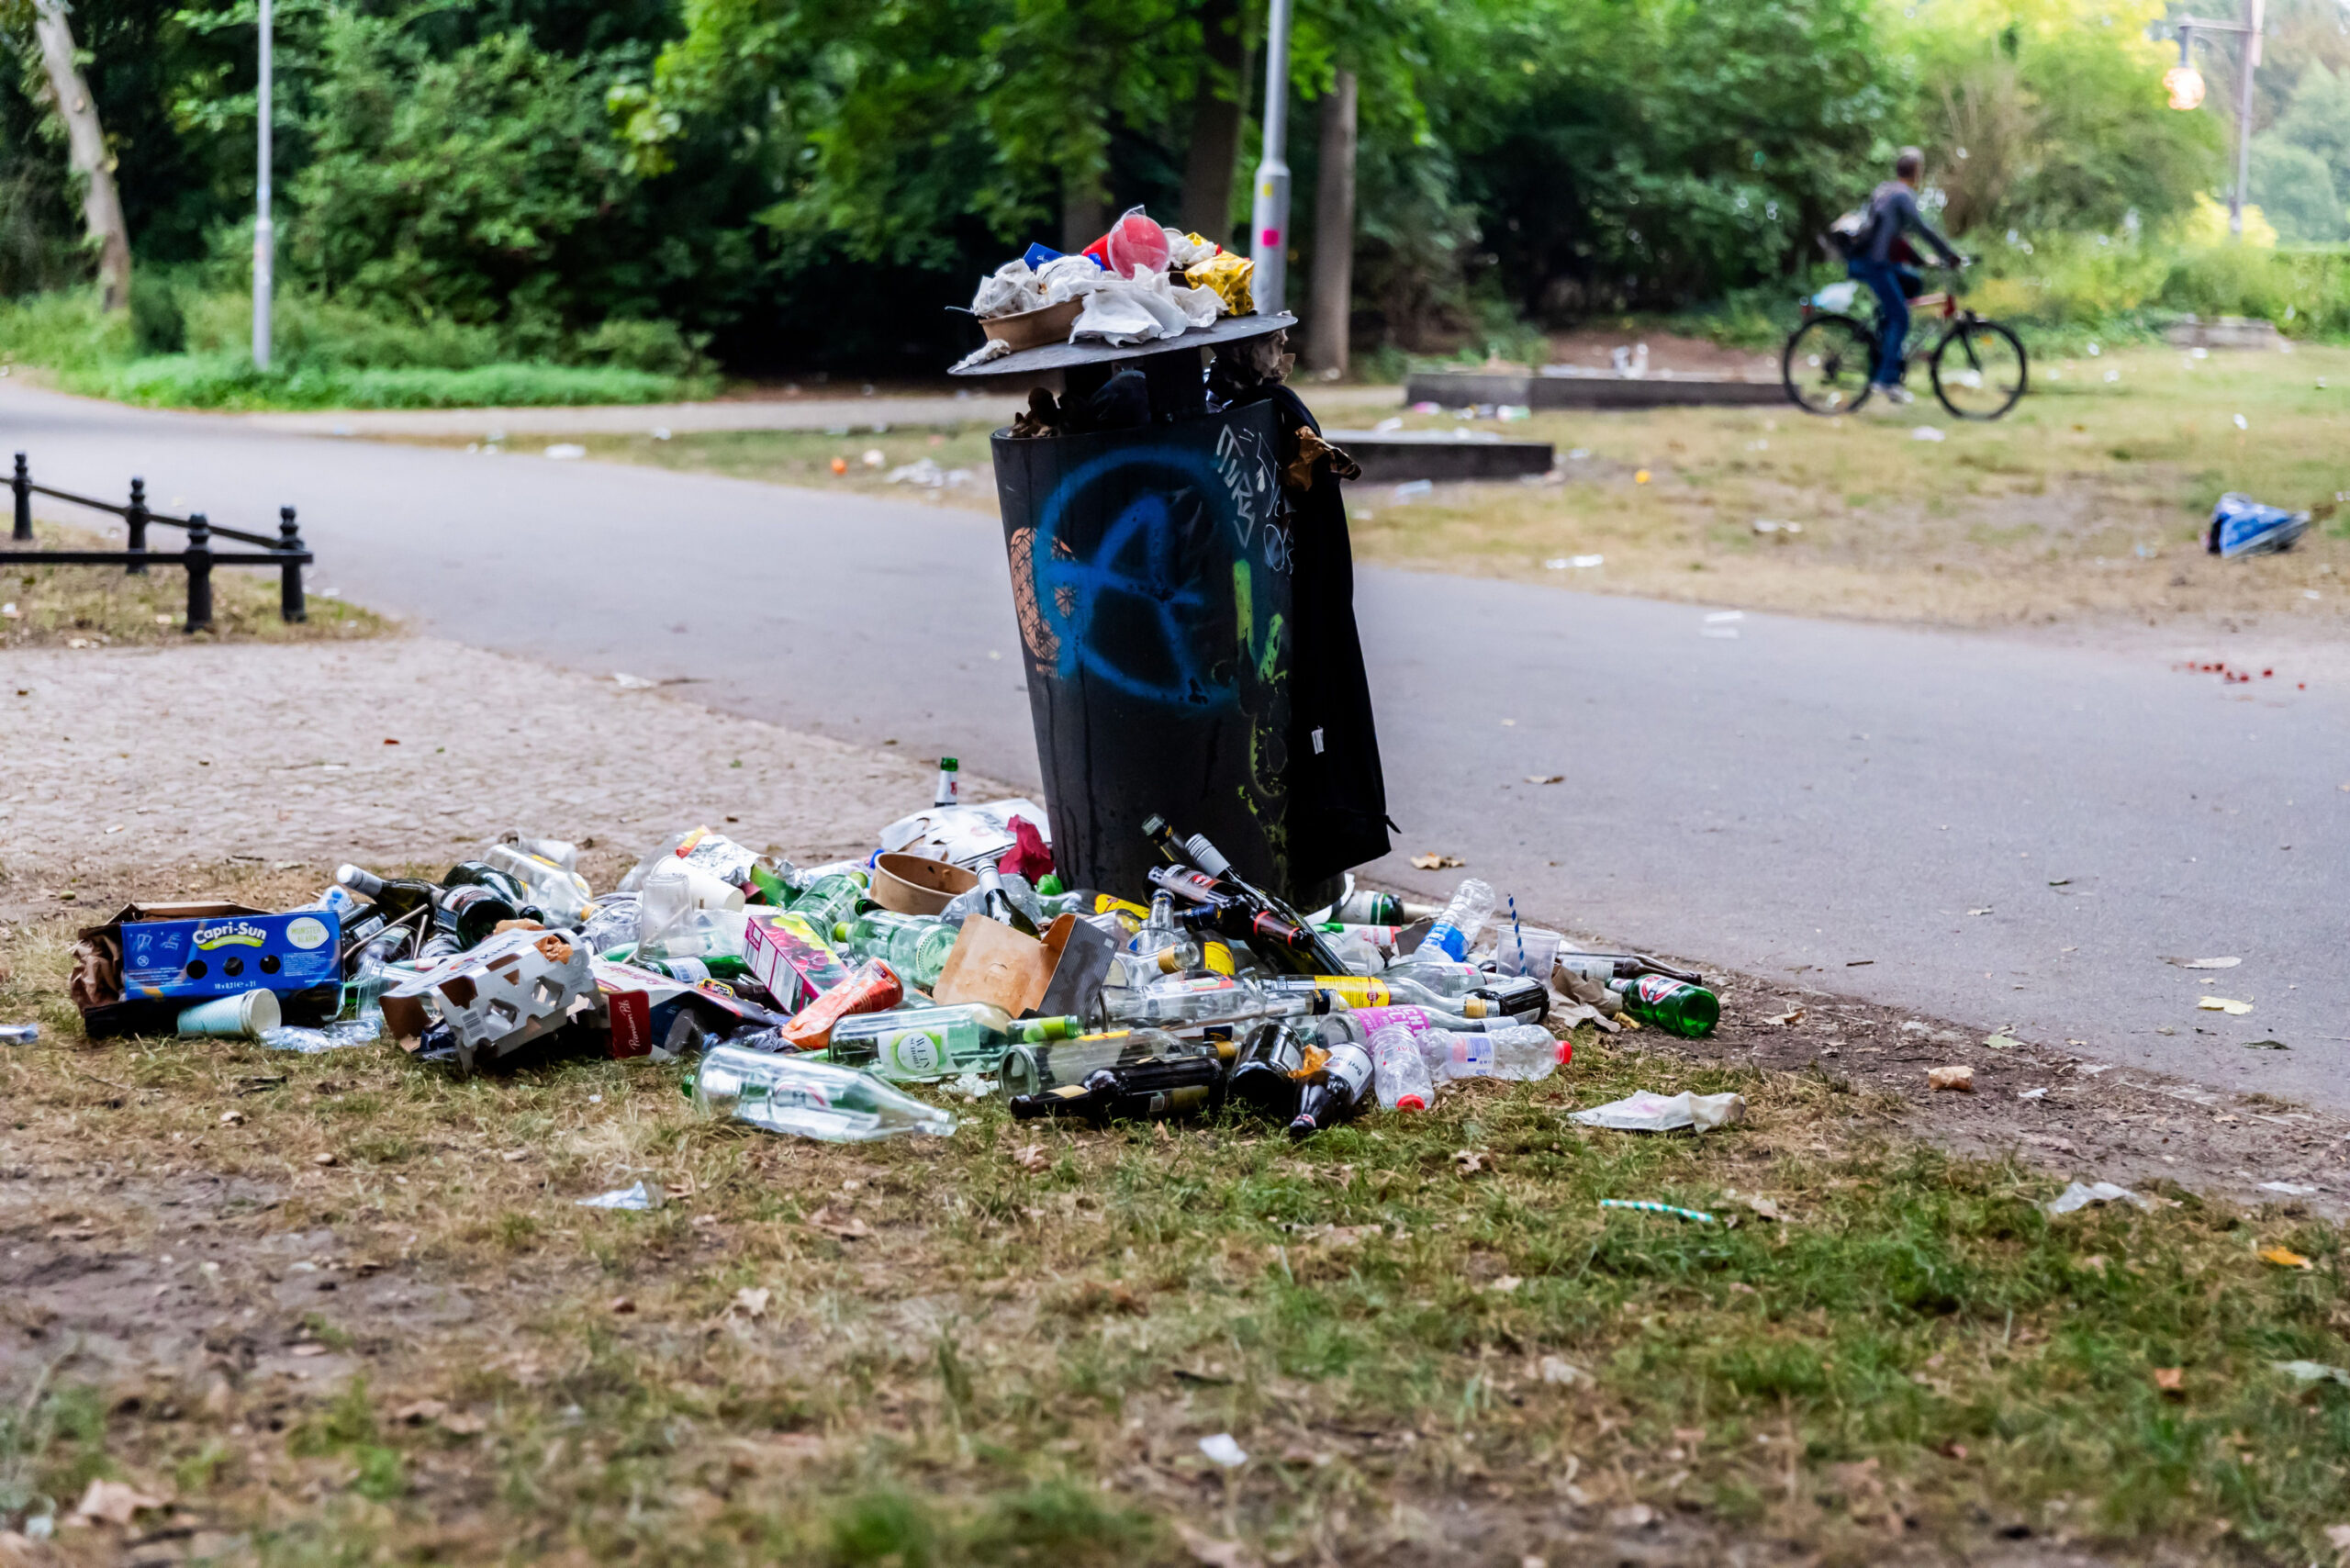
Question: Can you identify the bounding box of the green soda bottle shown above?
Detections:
[1609,974,1720,1037]
[789,871,867,935]
[834,912,959,991]
[626,953,750,982]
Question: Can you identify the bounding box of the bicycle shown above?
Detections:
[1781,267,2029,420]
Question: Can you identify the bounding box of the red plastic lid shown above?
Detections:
[1397,1093,1427,1112]
[1555,1039,1573,1064]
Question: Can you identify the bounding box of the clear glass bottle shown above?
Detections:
[691,1046,957,1141]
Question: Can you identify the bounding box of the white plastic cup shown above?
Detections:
[176,989,283,1039]
[1488,924,1561,980]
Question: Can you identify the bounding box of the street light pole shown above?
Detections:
[1248,0,1293,317]
[252,0,273,370]
[2232,0,2266,238]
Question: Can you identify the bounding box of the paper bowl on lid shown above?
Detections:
[979,297,1085,352]
[869,853,979,917]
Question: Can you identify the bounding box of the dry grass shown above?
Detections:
[1,860,2345,1566]
[0,523,388,648]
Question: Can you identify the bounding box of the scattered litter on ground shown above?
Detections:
[2259,1181,2319,1196]
[1911,426,1946,442]
[2165,956,2242,969]
[1572,1091,1746,1133]
[1928,1065,1975,1092]
[2206,493,2311,558]
[2199,996,2255,1014]
[1197,1433,1248,1468]
[1600,1198,1718,1225]
[577,1181,665,1212]
[544,444,588,461]
[2275,1360,2350,1386]
[2260,1246,2315,1270]
[2046,1181,2153,1215]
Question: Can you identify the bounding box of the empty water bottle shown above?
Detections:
[1371,1021,1433,1112]
[1410,879,1496,964]
[1417,1023,1565,1081]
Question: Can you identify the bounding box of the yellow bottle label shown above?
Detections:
[1203,942,1237,976]
[1315,976,1391,1007]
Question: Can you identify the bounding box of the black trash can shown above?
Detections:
[990,398,1304,902]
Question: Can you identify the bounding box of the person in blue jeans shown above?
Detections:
[1850,147,1964,404]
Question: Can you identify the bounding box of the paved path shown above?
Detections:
[6,380,2346,1110]
[226,383,1402,439]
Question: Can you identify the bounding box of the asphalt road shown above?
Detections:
[6,379,2346,1110]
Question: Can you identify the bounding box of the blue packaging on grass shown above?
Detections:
[116,904,342,1000]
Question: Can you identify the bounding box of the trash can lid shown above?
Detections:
[947,311,1297,377]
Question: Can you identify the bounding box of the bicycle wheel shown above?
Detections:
[1930,319,2028,420]
[1782,315,1879,415]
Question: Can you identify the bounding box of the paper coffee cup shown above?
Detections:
[177,989,283,1039]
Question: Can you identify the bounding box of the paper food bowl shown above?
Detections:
[979,297,1084,352]
[869,853,980,917]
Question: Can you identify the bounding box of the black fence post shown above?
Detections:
[184,513,214,633]
[277,506,306,622]
[10,454,28,543]
[125,477,149,575]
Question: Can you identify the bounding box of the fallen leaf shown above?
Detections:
[1928,1065,1975,1092]
[2260,1247,2314,1271]
[440,1410,487,1436]
[1010,1143,1049,1172]
[1525,774,1564,785]
[1410,853,1465,870]
[70,1479,163,1526]
[2153,1367,2185,1394]
[311,1152,338,1167]
[218,1109,245,1126]
[289,1342,329,1357]
[1764,1009,1806,1026]
[1743,1196,1789,1223]
[2199,996,2254,1014]
[393,1399,449,1425]
[1452,1149,1491,1174]
[2164,956,2241,969]
[731,1286,771,1319]
[1983,1034,2021,1050]
[609,1295,636,1313]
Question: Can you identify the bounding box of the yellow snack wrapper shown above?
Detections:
[1184,251,1255,316]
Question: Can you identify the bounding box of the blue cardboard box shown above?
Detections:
[101,902,341,1001]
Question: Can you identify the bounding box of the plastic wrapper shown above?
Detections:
[1185,251,1255,316]
[1165,229,1223,269]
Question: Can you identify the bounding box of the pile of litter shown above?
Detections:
[49,762,1725,1146]
[953,206,1258,369]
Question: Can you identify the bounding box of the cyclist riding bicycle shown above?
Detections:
[1848,146,1963,406]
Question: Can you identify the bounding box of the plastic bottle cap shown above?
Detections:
[1397,1093,1427,1112]
[1555,1041,1572,1063]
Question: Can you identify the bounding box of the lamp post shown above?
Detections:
[1248,0,1294,316]
[2171,0,2266,239]
[252,0,273,369]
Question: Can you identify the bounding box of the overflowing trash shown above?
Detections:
[955,206,1256,369]
[55,791,1728,1146]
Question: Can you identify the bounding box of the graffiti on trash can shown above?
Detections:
[1213,423,1278,554]
[1019,445,1280,709]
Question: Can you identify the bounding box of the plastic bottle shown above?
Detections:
[1370,1021,1433,1112]
[933,756,961,808]
[1105,974,1318,1032]
[1609,974,1721,1037]
[1410,879,1496,965]
[997,1026,1223,1098]
[1418,1023,1567,1081]
[691,1046,957,1142]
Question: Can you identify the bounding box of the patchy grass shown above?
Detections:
[0,523,388,647]
[514,344,2350,632]
[0,866,2344,1564]
[1348,342,2350,631]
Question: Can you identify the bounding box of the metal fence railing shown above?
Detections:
[8,452,312,631]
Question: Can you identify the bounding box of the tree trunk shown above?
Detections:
[1060,176,1106,254]
[30,0,131,312]
[1304,71,1357,378]
[1179,0,1245,243]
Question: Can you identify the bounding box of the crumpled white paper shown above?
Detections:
[1069,265,1221,346]
[1569,1090,1747,1133]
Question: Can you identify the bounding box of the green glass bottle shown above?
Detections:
[820,1002,1013,1080]
[834,912,959,991]
[789,871,867,935]
[1610,974,1720,1037]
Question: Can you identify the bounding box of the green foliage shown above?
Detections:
[2255,62,2350,241]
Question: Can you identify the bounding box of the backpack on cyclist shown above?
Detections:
[1819,206,1873,261]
